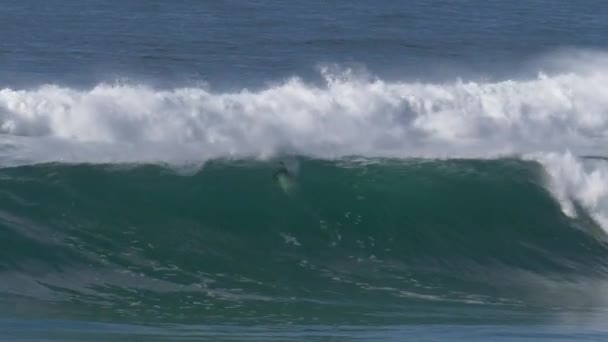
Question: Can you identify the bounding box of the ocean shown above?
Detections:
[1,1,608,341]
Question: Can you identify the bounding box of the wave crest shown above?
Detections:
[1,66,608,163]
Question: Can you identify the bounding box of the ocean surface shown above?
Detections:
[2,1,608,341]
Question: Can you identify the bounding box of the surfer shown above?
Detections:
[274,161,292,181]
[274,161,296,193]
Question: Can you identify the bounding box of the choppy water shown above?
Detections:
[2,1,608,341]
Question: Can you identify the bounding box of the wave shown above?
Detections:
[1,159,608,324]
[1,53,608,234]
[2,52,608,324]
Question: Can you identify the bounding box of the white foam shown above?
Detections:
[528,152,608,231]
[1,58,608,163]
[1,52,608,228]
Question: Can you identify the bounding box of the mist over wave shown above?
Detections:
[0,52,607,163]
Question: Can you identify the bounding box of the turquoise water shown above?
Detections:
[2,1,608,340]
[1,159,608,340]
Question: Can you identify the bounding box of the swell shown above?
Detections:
[1,158,607,323]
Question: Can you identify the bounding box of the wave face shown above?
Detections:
[1,159,608,324]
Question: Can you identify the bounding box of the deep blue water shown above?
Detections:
[2,1,608,88]
[2,1,608,341]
